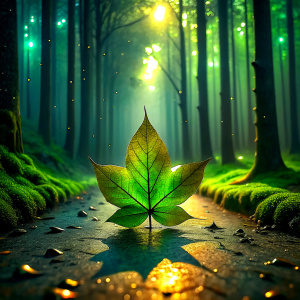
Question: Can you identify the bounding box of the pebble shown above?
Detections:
[239,238,252,244]
[49,226,65,233]
[9,229,27,237]
[44,248,63,258]
[89,206,97,210]
[78,210,88,217]
[93,216,99,221]
[67,226,82,229]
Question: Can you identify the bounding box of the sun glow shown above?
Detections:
[154,5,165,21]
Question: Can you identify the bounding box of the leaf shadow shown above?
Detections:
[91,228,203,279]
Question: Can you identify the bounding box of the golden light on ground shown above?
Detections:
[51,288,78,299]
[154,5,165,21]
[145,259,202,294]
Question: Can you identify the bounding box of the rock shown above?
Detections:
[44,248,63,258]
[9,229,27,237]
[204,221,222,230]
[92,216,99,221]
[78,210,87,217]
[66,226,82,229]
[49,226,65,233]
[239,238,252,244]
[89,206,97,210]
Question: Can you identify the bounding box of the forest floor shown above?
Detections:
[0,186,299,300]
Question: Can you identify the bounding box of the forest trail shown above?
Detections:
[0,187,299,300]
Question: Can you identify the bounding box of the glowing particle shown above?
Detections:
[192,50,197,56]
[136,290,142,297]
[241,22,246,27]
[96,279,101,284]
[25,26,28,29]
[105,277,110,283]
[148,86,155,91]
[124,294,130,300]
[31,18,34,23]
[65,279,79,287]
[27,78,31,81]
[238,156,243,160]
[213,268,218,273]
[67,127,70,130]
[92,135,95,138]
[25,33,28,37]
[72,99,74,101]
[88,45,91,48]
[237,27,241,31]
[131,283,137,288]
[108,284,114,290]
[54,106,56,108]
[208,61,214,67]
[57,21,61,26]
[28,41,33,47]
[69,80,73,83]
[182,13,187,20]
[182,20,187,27]
[145,47,153,54]
[279,37,284,42]
[62,19,66,23]
[179,90,182,94]
[152,44,161,52]
[240,31,244,36]
[103,53,106,56]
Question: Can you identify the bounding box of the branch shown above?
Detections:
[153,56,180,93]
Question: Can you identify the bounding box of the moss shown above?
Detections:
[48,176,72,197]
[36,184,59,205]
[16,153,35,166]
[221,188,241,211]
[23,165,48,185]
[0,199,17,230]
[27,188,46,212]
[14,175,34,187]
[249,187,288,213]
[0,188,13,206]
[0,146,23,175]
[274,194,300,228]
[255,192,292,224]
[213,185,237,204]
[7,184,37,221]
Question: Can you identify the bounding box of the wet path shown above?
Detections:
[0,187,299,299]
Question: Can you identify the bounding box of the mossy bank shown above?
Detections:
[0,124,96,231]
[199,155,300,234]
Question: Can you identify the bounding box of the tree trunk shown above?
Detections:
[217,0,235,164]
[230,0,240,151]
[287,0,300,153]
[0,0,24,153]
[38,0,52,145]
[179,0,192,161]
[77,0,91,161]
[238,0,286,182]
[64,0,76,158]
[196,0,213,160]
[244,0,255,148]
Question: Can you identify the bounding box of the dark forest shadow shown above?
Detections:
[91,228,202,279]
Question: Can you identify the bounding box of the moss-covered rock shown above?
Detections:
[23,165,48,185]
[0,199,17,230]
[274,194,300,228]
[221,188,241,211]
[0,146,23,175]
[255,192,291,224]
[249,187,288,213]
[35,184,59,206]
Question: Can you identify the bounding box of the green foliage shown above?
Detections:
[91,111,210,228]
[0,198,17,230]
[274,194,300,228]
[0,146,23,175]
[23,165,48,185]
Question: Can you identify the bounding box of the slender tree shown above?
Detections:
[0,0,24,153]
[287,0,300,153]
[217,0,235,164]
[38,0,52,145]
[77,0,91,161]
[64,0,76,157]
[230,0,240,151]
[196,0,214,160]
[236,0,286,182]
[244,0,255,148]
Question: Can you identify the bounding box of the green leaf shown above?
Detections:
[90,109,211,229]
[152,206,193,226]
[106,205,148,228]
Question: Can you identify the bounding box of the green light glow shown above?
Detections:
[62,19,66,23]
[279,37,284,42]
[192,50,197,56]
[241,22,245,27]
[148,86,155,91]
[152,44,161,52]
[57,21,62,26]
[25,33,28,37]
[28,42,33,48]
[24,25,28,29]
[237,27,241,32]
[208,62,214,67]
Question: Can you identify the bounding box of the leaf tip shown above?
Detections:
[89,156,96,166]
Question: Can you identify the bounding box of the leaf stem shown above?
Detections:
[148,214,152,231]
